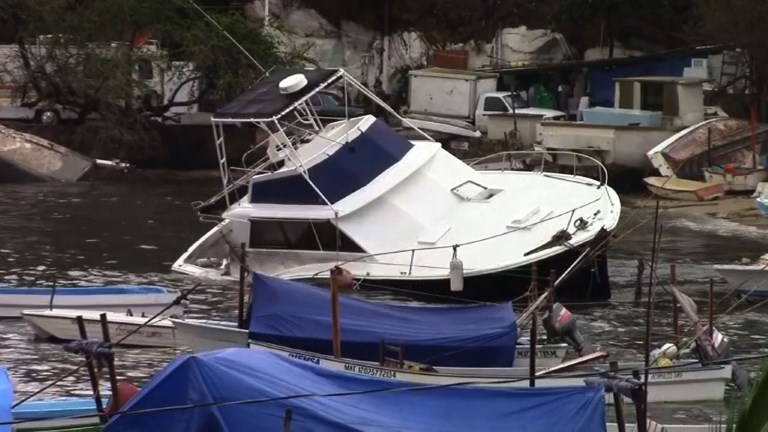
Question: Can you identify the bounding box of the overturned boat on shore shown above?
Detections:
[647,117,768,179]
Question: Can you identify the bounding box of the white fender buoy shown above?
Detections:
[449,245,464,292]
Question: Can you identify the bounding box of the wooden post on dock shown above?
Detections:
[99,313,121,411]
[237,242,246,329]
[529,263,538,387]
[670,264,680,347]
[610,360,626,432]
[330,267,342,359]
[76,316,106,424]
[634,259,645,302]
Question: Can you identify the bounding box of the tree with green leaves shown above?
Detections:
[0,0,303,156]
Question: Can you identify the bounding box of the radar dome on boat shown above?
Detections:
[279,74,308,94]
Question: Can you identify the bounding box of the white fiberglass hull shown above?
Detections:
[21,309,179,348]
[713,263,768,299]
[249,340,731,404]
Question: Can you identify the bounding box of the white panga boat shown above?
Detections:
[21,309,179,348]
[643,176,725,201]
[171,318,569,369]
[713,253,768,299]
[0,285,183,318]
[171,67,621,301]
[248,339,732,404]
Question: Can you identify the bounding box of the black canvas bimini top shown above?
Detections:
[213,67,341,121]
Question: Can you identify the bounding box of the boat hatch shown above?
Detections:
[417,224,452,245]
[248,218,365,253]
[450,180,502,201]
[507,207,554,229]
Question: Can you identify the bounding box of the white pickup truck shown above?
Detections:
[473,91,566,133]
[407,68,565,137]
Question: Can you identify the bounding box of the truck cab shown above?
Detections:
[474,92,566,133]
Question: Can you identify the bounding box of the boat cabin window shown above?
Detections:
[248,219,365,253]
[483,96,508,113]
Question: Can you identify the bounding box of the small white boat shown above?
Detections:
[643,176,725,201]
[0,285,183,318]
[21,309,179,348]
[171,318,570,368]
[703,165,768,192]
[249,339,732,404]
[757,196,768,215]
[714,253,768,299]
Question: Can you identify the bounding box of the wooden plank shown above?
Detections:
[535,351,609,376]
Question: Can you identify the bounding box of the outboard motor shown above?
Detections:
[542,302,595,356]
[691,326,750,392]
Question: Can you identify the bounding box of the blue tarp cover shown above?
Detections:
[104,349,606,432]
[247,274,517,367]
[0,368,11,432]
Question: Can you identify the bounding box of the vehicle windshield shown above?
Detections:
[503,93,529,110]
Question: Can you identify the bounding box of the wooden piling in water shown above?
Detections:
[237,242,246,329]
[99,313,121,411]
[610,360,626,432]
[634,259,645,302]
[709,278,715,340]
[76,316,106,424]
[670,264,680,347]
[529,264,538,388]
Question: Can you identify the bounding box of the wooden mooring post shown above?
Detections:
[670,264,680,347]
[99,313,121,411]
[610,361,626,432]
[330,267,342,359]
[237,242,246,329]
[76,316,107,424]
[529,264,538,388]
[283,408,293,432]
[634,259,645,302]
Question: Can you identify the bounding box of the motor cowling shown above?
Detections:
[542,302,595,356]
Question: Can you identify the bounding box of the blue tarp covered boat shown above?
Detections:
[247,274,517,367]
[104,348,606,432]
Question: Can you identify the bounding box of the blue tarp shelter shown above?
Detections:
[104,349,606,432]
[247,274,518,367]
[0,368,11,432]
[588,57,698,107]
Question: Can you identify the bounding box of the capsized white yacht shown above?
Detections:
[173,67,621,300]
